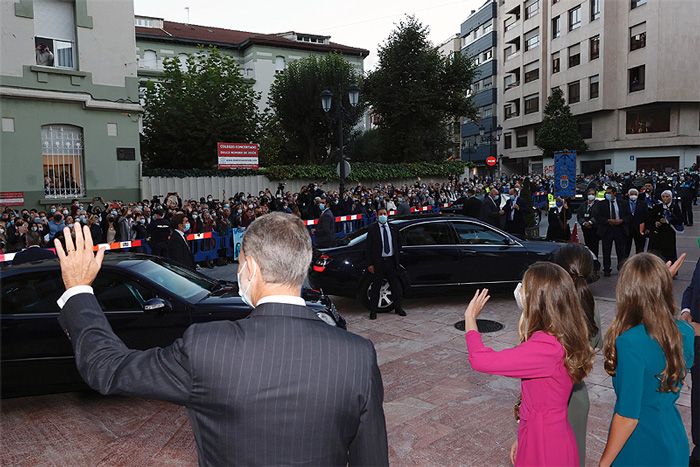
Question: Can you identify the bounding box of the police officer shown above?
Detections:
[679,175,695,226]
[148,209,171,257]
[577,189,600,272]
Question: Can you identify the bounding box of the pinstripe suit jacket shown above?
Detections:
[58,294,388,466]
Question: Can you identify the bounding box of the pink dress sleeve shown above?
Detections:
[465,330,562,379]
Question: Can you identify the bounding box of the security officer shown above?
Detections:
[679,175,695,226]
[148,209,171,257]
[577,189,600,272]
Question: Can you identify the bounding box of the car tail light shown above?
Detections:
[313,254,331,273]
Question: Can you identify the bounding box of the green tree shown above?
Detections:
[364,16,477,162]
[141,47,262,169]
[535,87,587,159]
[268,54,364,165]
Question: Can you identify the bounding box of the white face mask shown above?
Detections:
[237,260,256,308]
[629,195,638,201]
[514,282,524,310]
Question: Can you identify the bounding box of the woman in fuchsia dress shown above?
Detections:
[464,262,595,466]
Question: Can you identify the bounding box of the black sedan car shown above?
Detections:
[309,214,565,312]
[1,253,344,398]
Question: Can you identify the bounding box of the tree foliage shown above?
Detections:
[364,16,477,162]
[535,87,587,159]
[141,47,262,169]
[268,54,365,165]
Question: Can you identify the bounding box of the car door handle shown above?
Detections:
[459,249,476,256]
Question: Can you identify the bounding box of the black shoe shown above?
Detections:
[603,270,611,277]
[369,311,377,320]
[395,308,407,317]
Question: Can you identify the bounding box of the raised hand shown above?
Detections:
[464,288,490,322]
[665,252,686,278]
[54,223,106,290]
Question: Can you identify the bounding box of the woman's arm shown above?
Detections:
[599,413,638,467]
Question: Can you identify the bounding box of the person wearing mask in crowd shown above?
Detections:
[681,250,700,467]
[52,215,388,466]
[49,212,65,240]
[104,215,117,244]
[594,186,631,277]
[12,231,55,265]
[647,190,683,263]
[464,263,594,466]
[480,188,504,228]
[131,212,148,253]
[461,189,483,219]
[554,244,602,466]
[577,189,601,273]
[600,253,696,467]
[625,188,648,257]
[504,187,527,235]
[315,196,336,249]
[639,181,656,210]
[396,194,411,216]
[365,207,406,320]
[88,215,103,244]
[546,196,571,241]
[166,213,195,270]
[240,206,256,228]
[147,210,171,256]
[679,175,694,227]
[117,207,132,242]
[6,218,28,252]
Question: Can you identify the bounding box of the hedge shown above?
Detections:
[143,161,472,181]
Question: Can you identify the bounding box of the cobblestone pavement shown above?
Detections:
[1,210,697,466]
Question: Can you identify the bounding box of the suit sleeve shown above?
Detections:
[682,262,700,320]
[348,341,389,466]
[58,293,193,404]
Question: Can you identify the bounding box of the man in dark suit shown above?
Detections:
[166,213,195,270]
[681,257,700,466]
[12,231,55,265]
[315,196,336,249]
[461,189,482,218]
[577,189,601,272]
[366,207,406,320]
[147,209,171,257]
[593,186,631,276]
[53,215,388,466]
[479,188,504,227]
[503,187,527,235]
[625,188,648,256]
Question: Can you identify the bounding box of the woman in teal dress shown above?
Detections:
[600,253,696,467]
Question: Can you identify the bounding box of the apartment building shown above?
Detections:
[460,1,499,169]
[134,17,369,112]
[496,0,700,175]
[1,0,142,207]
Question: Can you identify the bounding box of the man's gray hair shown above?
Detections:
[628,188,639,195]
[241,212,312,287]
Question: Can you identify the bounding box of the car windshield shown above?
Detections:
[340,226,369,246]
[127,259,219,300]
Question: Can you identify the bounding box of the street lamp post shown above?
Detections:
[479,123,503,179]
[321,83,360,195]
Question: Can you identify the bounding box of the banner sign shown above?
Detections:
[232,228,245,260]
[0,192,24,206]
[554,150,577,198]
[217,142,259,170]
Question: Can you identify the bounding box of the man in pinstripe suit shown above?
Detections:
[53,214,388,466]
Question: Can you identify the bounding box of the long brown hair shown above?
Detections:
[554,244,598,340]
[520,262,594,383]
[603,253,687,392]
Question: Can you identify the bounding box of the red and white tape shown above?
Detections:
[186,232,213,241]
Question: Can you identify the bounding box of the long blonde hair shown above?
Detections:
[520,262,595,383]
[603,253,687,392]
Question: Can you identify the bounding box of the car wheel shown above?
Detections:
[359,277,399,312]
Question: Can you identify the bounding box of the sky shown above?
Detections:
[133,0,485,70]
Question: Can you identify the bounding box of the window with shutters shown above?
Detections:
[590,36,600,60]
[568,5,582,31]
[590,0,600,20]
[525,0,539,19]
[568,81,581,104]
[568,43,581,68]
[524,28,540,51]
[275,56,286,74]
[33,0,77,69]
[629,65,645,92]
[141,50,157,69]
[578,118,593,138]
[516,129,528,147]
[524,94,539,114]
[552,16,561,38]
[524,61,539,83]
[178,53,189,72]
[552,51,561,73]
[42,125,85,199]
[589,74,599,99]
[630,23,646,51]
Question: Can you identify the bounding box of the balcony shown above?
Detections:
[464,32,496,58]
[460,2,497,37]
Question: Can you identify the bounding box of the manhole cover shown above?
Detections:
[454,319,504,333]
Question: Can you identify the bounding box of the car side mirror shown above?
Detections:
[143,297,172,314]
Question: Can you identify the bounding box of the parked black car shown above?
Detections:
[309,214,566,312]
[1,254,344,398]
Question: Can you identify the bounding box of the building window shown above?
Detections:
[178,53,189,72]
[504,132,512,149]
[275,56,286,74]
[578,118,593,138]
[568,81,581,104]
[42,125,85,199]
[34,0,77,69]
[504,16,518,32]
[482,49,493,62]
[481,105,494,118]
[552,52,561,73]
[590,0,601,20]
[631,0,647,9]
[552,16,561,39]
[524,61,539,83]
[483,21,493,34]
[504,101,520,119]
[524,94,539,114]
[516,129,528,147]
[525,28,540,51]
[568,5,582,31]
[626,106,670,134]
[568,43,581,68]
[482,76,493,88]
[590,36,600,60]
[630,23,646,51]
[589,74,600,98]
[141,50,157,69]
[629,65,645,92]
[525,0,539,19]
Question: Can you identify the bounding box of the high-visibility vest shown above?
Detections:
[547,193,556,208]
[596,190,606,201]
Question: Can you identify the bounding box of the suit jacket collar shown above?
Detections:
[251,302,323,322]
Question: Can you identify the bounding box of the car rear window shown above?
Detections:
[129,260,218,299]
